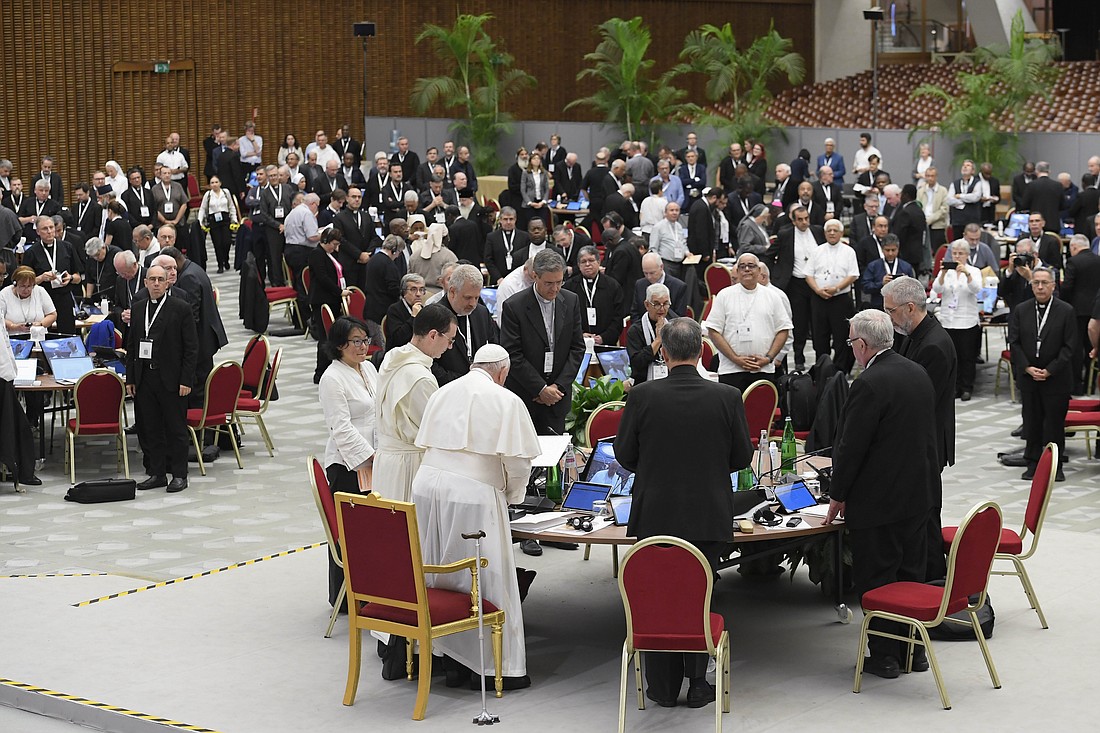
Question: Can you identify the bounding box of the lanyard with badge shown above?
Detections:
[458,315,473,359]
[503,231,515,270]
[270,186,285,219]
[542,298,555,375]
[582,276,599,326]
[736,288,758,344]
[162,184,175,214]
[1035,302,1051,357]
[134,187,150,219]
[140,298,165,359]
[640,316,667,379]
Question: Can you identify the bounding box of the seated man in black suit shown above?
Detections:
[630,251,687,319]
[383,273,426,351]
[564,244,624,347]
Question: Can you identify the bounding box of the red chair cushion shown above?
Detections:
[239,388,255,399]
[1000,349,1010,361]
[68,420,121,435]
[1068,399,1099,411]
[266,287,297,301]
[187,409,229,428]
[861,581,966,621]
[1064,411,1100,427]
[943,525,1023,556]
[236,397,261,412]
[633,611,724,652]
[358,587,499,627]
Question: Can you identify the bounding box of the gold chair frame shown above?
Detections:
[994,350,1016,402]
[238,348,282,457]
[65,369,129,485]
[617,536,730,733]
[336,492,505,720]
[854,501,1003,710]
[307,455,344,638]
[187,360,244,476]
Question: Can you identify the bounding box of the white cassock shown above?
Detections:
[411,368,540,677]
[373,344,438,502]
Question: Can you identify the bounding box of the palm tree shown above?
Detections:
[672,22,805,147]
[566,17,688,144]
[410,13,535,174]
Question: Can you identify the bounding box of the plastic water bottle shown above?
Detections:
[780,417,797,472]
[769,442,780,476]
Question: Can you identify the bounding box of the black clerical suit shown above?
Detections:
[110,268,145,338]
[603,236,645,296]
[614,364,753,701]
[363,250,401,325]
[22,239,83,334]
[334,207,376,289]
[447,216,484,265]
[898,314,958,580]
[216,149,246,201]
[563,273,624,346]
[484,228,531,284]
[500,286,585,434]
[1061,249,1100,388]
[890,200,928,271]
[383,299,417,351]
[1022,176,1064,234]
[1016,233,1064,272]
[829,349,938,662]
[254,184,296,286]
[71,199,103,240]
[126,293,198,481]
[1008,295,1076,471]
[17,196,61,241]
[553,163,583,201]
[432,296,499,385]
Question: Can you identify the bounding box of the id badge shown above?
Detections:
[543,351,554,373]
[274,206,285,219]
[163,202,174,214]
[505,254,513,270]
[738,323,753,342]
[548,163,555,174]
[826,201,835,214]
[434,211,446,224]
[214,211,224,222]
[139,339,153,359]
[652,364,669,380]
[586,307,597,325]
[140,206,150,218]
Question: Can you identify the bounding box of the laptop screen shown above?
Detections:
[40,335,88,358]
[1005,212,1029,239]
[480,287,499,316]
[10,339,33,360]
[595,348,630,382]
[773,481,818,513]
[49,356,96,383]
[561,481,613,512]
[581,440,634,496]
[609,495,632,526]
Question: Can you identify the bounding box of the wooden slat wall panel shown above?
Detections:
[0,0,814,185]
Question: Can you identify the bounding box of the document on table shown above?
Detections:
[532,435,572,467]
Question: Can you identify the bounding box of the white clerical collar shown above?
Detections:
[533,286,555,306]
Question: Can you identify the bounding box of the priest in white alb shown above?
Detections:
[373,303,456,501]
[411,343,541,689]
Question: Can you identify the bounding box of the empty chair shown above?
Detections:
[66,369,129,484]
[238,348,282,456]
[307,455,344,638]
[186,361,245,475]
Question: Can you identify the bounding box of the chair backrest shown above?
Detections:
[932,245,948,277]
[1023,442,1058,545]
[701,298,714,322]
[73,369,125,430]
[336,492,428,625]
[943,502,1003,612]
[257,348,282,410]
[700,336,716,371]
[200,361,245,423]
[704,263,733,300]
[619,536,718,655]
[618,319,631,347]
[113,328,124,349]
[240,334,270,395]
[345,286,366,319]
[302,266,312,295]
[742,380,779,443]
[308,455,342,565]
[321,303,336,336]
[585,400,626,447]
[187,174,201,210]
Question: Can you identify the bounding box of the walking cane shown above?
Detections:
[461,529,499,726]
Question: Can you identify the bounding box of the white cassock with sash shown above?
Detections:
[373,344,438,502]
[411,368,540,677]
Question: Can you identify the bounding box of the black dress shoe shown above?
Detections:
[645,688,677,708]
[19,475,42,486]
[470,674,531,691]
[960,391,972,401]
[541,541,579,550]
[166,477,188,493]
[1021,468,1036,481]
[1055,468,1066,482]
[909,648,929,673]
[1011,425,1024,438]
[686,679,716,708]
[516,569,537,602]
[1001,454,1028,467]
[137,475,167,491]
[862,655,901,679]
[520,539,543,557]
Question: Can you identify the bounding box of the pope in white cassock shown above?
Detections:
[411,343,541,686]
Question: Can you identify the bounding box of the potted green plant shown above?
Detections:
[565,376,626,446]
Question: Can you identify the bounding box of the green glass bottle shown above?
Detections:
[546,463,563,504]
[737,466,755,491]
[780,416,797,472]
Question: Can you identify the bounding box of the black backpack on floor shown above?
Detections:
[925,579,996,640]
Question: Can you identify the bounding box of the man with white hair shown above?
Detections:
[825,309,939,679]
[648,201,686,280]
[631,251,688,319]
[553,151,583,201]
[83,236,121,302]
[17,179,61,241]
[411,343,541,690]
[433,264,499,384]
[816,137,846,184]
[703,252,791,391]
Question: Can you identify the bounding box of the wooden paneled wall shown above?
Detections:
[0,0,813,186]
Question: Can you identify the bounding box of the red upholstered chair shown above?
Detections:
[320,303,337,338]
[585,400,626,449]
[742,380,779,448]
[943,443,1057,629]
[1065,409,1100,459]
[264,268,302,331]
[301,265,312,296]
[186,174,202,211]
[66,369,129,484]
[618,320,631,347]
[931,245,948,278]
[343,286,366,320]
[238,348,282,456]
[701,298,714,322]
[308,455,344,638]
[855,502,1003,710]
[617,536,730,732]
[704,263,733,300]
[700,336,717,371]
[113,328,123,349]
[336,491,505,720]
[187,361,245,475]
[239,334,270,400]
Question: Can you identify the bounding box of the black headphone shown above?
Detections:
[567,515,594,532]
[753,507,782,527]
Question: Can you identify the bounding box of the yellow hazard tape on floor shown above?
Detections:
[2,573,111,578]
[72,542,325,607]
[0,677,223,732]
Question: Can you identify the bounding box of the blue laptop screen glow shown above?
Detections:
[40,336,87,358]
[10,339,33,359]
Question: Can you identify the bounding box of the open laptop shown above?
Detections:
[773,480,819,514]
[581,439,634,496]
[595,348,630,382]
[42,336,95,383]
[1004,211,1029,239]
[10,339,33,360]
[480,287,499,316]
[609,495,632,526]
[39,335,87,359]
[561,481,613,513]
